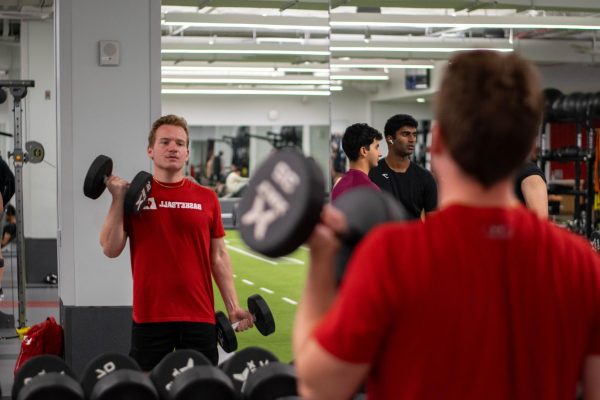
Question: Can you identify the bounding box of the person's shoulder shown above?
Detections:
[188,180,219,197]
[517,162,545,182]
[410,162,436,181]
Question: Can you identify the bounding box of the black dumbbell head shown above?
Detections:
[150,349,211,399]
[13,354,76,400]
[238,148,325,258]
[243,362,298,400]
[216,311,238,353]
[16,373,84,400]
[169,365,237,400]
[124,171,152,215]
[247,294,275,337]
[79,352,142,399]
[333,188,408,285]
[90,370,158,400]
[220,346,279,394]
[83,155,113,199]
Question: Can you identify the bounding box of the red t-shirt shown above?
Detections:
[331,169,380,202]
[125,178,225,324]
[314,205,600,400]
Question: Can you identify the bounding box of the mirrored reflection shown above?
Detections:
[161,1,330,196]
[328,2,600,191]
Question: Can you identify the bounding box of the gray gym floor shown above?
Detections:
[0,247,59,399]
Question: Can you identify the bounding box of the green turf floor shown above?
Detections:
[213,230,307,362]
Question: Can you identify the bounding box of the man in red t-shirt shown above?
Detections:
[330,123,381,202]
[100,114,252,369]
[293,51,600,399]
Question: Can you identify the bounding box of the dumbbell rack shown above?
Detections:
[540,89,599,238]
[0,80,35,329]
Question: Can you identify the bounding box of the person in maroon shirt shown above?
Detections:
[330,123,382,202]
[293,51,600,399]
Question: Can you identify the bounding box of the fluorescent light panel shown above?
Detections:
[162,49,330,55]
[329,14,600,30]
[256,37,306,44]
[330,46,513,53]
[162,77,332,84]
[162,13,330,32]
[330,75,389,80]
[162,88,330,96]
[330,63,434,69]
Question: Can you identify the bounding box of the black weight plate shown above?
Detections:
[80,352,141,398]
[243,362,297,400]
[247,294,275,336]
[543,88,562,122]
[124,171,152,215]
[90,369,157,400]
[150,349,211,399]
[215,311,238,353]
[238,148,325,258]
[333,188,408,285]
[576,93,593,118]
[16,373,84,400]
[220,346,279,393]
[169,366,237,400]
[83,155,112,199]
[591,92,600,116]
[13,354,75,400]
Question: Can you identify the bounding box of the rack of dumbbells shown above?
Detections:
[540,89,600,242]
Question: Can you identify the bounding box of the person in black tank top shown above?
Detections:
[368,114,437,220]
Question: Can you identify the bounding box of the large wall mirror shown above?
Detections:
[160,1,331,198]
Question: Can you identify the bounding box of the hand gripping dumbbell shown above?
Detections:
[216,294,275,353]
[83,154,152,215]
[237,147,407,284]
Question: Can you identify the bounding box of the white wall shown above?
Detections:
[538,64,600,93]
[330,86,369,134]
[21,19,57,238]
[56,0,161,306]
[162,94,329,126]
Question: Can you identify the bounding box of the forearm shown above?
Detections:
[212,250,241,314]
[99,199,127,258]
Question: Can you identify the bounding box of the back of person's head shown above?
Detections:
[341,123,383,162]
[5,204,15,217]
[435,51,543,188]
[148,114,189,148]
[384,114,418,139]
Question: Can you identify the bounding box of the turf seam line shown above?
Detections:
[260,287,274,294]
[282,297,298,305]
[226,245,278,265]
[242,279,255,286]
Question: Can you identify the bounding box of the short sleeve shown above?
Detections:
[313,227,399,363]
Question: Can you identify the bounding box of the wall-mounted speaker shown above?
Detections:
[98,40,120,66]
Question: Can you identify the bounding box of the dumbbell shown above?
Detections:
[237,148,407,282]
[12,354,84,400]
[216,294,275,353]
[83,154,152,215]
[219,346,298,399]
[151,349,236,400]
[79,352,158,400]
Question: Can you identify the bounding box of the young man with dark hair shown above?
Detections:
[369,113,437,219]
[100,114,252,369]
[293,51,600,399]
[330,123,382,202]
